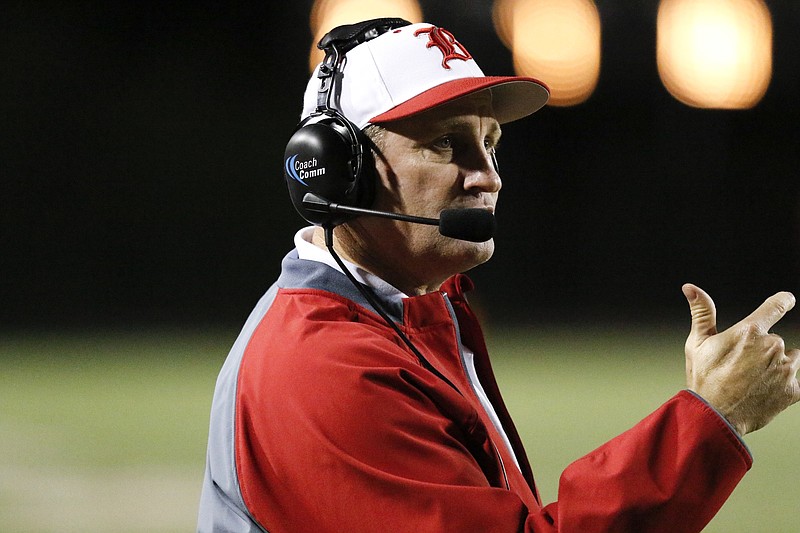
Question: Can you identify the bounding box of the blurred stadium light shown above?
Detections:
[657,0,772,109]
[493,0,601,106]
[308,0,424,72]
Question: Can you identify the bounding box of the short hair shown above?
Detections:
[362,124,386,153]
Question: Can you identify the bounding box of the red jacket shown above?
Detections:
[198,251,751,532]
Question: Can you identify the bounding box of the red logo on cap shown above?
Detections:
[414,26,472,70]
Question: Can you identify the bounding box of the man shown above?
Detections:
[198,18,799,532]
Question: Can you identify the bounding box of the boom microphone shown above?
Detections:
[302,193,496,242]
[438,208,496,243]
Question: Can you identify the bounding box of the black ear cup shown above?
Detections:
[284,112,375,226]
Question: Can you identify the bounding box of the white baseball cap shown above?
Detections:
[301,22,550,129]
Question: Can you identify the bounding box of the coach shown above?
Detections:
[198,18,799,532]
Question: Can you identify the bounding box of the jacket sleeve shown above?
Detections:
[542,390,752,532]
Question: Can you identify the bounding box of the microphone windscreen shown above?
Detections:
[438,209,496,242]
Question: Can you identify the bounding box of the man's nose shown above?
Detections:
[463,155,502,194]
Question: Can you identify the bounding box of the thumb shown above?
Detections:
[683,283,718,348]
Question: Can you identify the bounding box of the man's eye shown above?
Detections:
[434,136,453,149]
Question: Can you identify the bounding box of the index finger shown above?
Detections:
[741,291,796,334]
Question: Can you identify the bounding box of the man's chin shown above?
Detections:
[444,238,495,273]
[471,239,495,266]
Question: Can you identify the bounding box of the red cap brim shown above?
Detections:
[369,76,550,125]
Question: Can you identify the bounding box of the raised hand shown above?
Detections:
[682,283,800,435]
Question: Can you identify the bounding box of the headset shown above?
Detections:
[283,18,412,227]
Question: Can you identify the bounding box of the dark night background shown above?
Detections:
[3,1,799,331]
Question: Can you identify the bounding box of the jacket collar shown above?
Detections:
[277,249,475,325]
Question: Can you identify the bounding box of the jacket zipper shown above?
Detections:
[441,292,510,490]
[492,440,511,490]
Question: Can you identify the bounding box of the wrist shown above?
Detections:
[685,389,745,437]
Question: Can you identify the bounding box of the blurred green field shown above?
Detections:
[1,326,799,532]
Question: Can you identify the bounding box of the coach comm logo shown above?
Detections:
[285,154,325,185]
[414,26,472,70]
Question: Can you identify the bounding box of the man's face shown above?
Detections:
[351,91,502,292]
